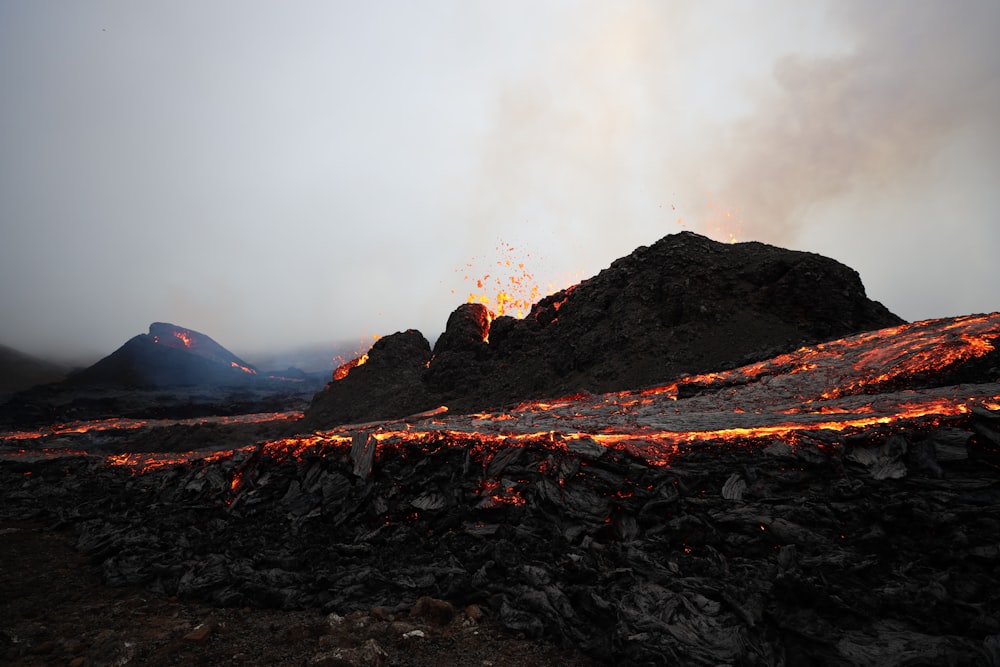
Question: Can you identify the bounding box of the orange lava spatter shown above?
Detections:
[332,335,381,381]
[457,240,578,319]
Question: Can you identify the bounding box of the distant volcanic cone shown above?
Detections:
[67,323,258,388]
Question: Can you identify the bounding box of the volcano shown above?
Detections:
[306,232,904,427]
[3,233,999,665]
[66,322,259,388]
[0,323,329,429]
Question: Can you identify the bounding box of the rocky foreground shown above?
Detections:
[1,518,600,667]
[3,314,1000,665]
[3,405,1000,665]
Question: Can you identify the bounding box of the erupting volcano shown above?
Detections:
[2,232,999,665]
[306,232,904,428]
[66,322,260,388]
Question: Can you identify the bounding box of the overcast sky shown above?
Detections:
[2,1,998,363]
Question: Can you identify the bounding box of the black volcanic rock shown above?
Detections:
[306,232,905,427]
[432,303,493,356]
[67,323,259,388]
[474,231,902,404]
[424,303,493,397]
[304,329,435,427]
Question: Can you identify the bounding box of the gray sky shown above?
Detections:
[2,1,998,363]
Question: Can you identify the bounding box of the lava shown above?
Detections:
[106,448,240,474]
[458,240,579,319]
[333,353,369,381]
[1,411,302,443]
[173,331,195,348]
[332,335,381,380]
[6,313,999,503]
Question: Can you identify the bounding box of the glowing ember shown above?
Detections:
[332,335,380,380]
[230,361,257,375]
[6,313,998,504]
[223,314,1000,474]
[0,412,302,443]
[333,353,369,381]
[457,240,578,319]
[476,478,527,507]
[173,331,195,348]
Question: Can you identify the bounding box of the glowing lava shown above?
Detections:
[230,361,257,375]
[1,412,302,443]
[457,240,579,319]
[5,314,998,500]
[332,335,381,381]
[173,331,195,348]
[333,353,369,381]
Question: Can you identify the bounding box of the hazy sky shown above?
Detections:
[2,1,998,363]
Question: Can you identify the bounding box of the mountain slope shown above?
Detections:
[67,323,259,388]
[0,344,68,396]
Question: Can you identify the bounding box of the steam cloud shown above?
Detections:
[716,1,1000,242]
[460,1,1000,308]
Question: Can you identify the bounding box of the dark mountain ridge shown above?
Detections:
[0,324,329,428]
[66,322,260,388]
[0,344,69,397]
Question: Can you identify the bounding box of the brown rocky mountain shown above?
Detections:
[305,232,903,427]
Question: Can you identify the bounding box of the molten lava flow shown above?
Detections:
[0,412,303,444]
[106,448,242,475]
[93,382,998,492]
[625,314,999,408]
[476,478,527,507]
[332,335,381,381]
[230,361,257,375]
[333,353,369,381]
[240,313,999,472]
[704,196,743,244]
[463,241,540,318]
[9,313,999,510]
[815,315,997,400]
[173,331,195,348]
